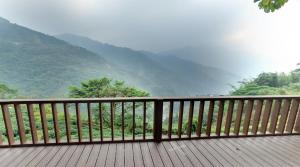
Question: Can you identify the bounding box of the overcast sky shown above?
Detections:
[0,0,300,74]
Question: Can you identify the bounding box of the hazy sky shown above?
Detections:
[0,0,300,73]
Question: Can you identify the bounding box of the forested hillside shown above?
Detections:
[0,17,239,98]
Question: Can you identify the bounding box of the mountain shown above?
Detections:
[0,17,119,97]
[0,17,240,97]
[158,46,263,77]
[56,34,240,95]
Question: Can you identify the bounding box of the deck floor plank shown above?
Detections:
[140,142,154,167]
[162,142,184,167]
[46,146,69,167]
[56,145,78,167]
[76,144,93,167]
[95,143,109,167]
[227,139,271,167]
[86,145,101,167]
[124,143,134,167]
[17,147,45,167]
[0,136,299,167]
[115,143,125,167]
[133,142,145,167]
[219,139,263,167]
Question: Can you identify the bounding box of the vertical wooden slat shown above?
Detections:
[286,99,299,133]
[206,100,214,137]
[0,127,2,144]
[143,101,146,140]
[216,100,224,136]
[234,100,244,135]
[153,100,163,142]
[259,100,273,134]
[243,100,254,135]
[251,100,263,135]
[39,103,49,144]
[277,99,291,133]
[111,102,114,141]
[63,103,71,143]
[269,100,282,134]
[294,107,300,132]
[132,102,135,140]
[99,103,103,142]
[1,104,14,145]
[87,103,93,142]
[196,101,204,137]
[76,103,82,142]
[187,101,194,138]
[122,102,125,141]
[51,103,60,143]
[167,101,174,139]
[27,104,38,144]
[224,100,234,136]
[14,103,26,144]
[177,101,184,138]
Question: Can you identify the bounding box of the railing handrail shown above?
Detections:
[1,95,300,103]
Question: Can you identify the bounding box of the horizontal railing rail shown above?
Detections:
[0,96,300,147]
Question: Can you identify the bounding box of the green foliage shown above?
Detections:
[231,67,300,95]
[69,77,149,98]
[255,0,288,13]
[0,83,17,99]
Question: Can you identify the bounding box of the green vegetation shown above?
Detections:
[255,0,288,13]
[231,67,300,95]
[0,83,17,99]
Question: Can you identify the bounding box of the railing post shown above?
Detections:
[153,99,163,142]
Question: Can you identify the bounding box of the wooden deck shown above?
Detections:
[0,136,299,167]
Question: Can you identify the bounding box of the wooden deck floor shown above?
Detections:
[0,136,299,167]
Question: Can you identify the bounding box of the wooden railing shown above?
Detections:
[0,96,300,147]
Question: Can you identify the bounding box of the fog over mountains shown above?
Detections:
[0,17,240,98]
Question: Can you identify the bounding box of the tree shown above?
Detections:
[69,77,149,98]
[68,77,150,136]
[231,66,300,95]
[254,0,288,13]
[0,83,17,99]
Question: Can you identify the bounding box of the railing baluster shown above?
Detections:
[143,101,147,140]
[63,103,71,143]
[294,108,300,132]
[51,103,60,143]
[234,100,244,136]
[76,103,82,142]
[206,100,214,137]
[243,100,254,135]
[87,102,93,142]
[1,104,14,145]
[39,103,49,144]
[224,100,234,136]
[196,101,204,137]
[187,101,194,138]
[178,101,184,138]
[153,99,163,142]
[14,103,26,144]
[99,103,103,142]
[132,102,135,140]
[277,99,291,134]
[27,104,38,144]
[252,100,263,135]
[259,99,273,134]
[122,102,125,141]
[286,99,299,133]
[168,101,173,139]
[269,100,282,134]
[110,102,114,141]
[216,100,224,136]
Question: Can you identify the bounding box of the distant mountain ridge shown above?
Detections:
[0,17,239,97]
